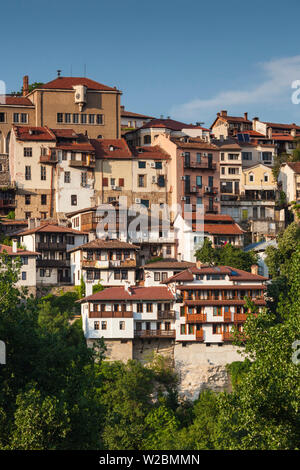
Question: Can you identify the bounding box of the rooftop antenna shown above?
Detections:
[57,69,62,78]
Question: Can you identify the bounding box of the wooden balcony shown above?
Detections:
[36,259,69,268]
[89,310,133,319]
[40,153,58,164]
[37,242,67,251]
[157,310,176,320]
[234,313,248,322]
[186,313,207,323]
[134,329,175,338]
[223,312,232,322]
[69,157,96,168]
[82,259,109,269]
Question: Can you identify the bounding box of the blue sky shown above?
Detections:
[2,0,300,127]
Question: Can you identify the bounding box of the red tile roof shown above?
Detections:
[69,239,139,252]
[0,243,39,256]
[41,77,118,92]
[134,146,170,160]
[13,126,56,141]
[204,223,244,235]
[50,129,79,138]
[1,96,34,106]
[286,162,300,173]
[265,122,300,130]
[91,138,133,159]
[164,265,267,283]
[18,223,88,236]
[271,133,295,141]
[82,286,174,302]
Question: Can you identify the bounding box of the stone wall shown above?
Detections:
[174,343,244,400]
[133,338,175,365]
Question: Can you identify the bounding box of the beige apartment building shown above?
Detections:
[1,74,121,154]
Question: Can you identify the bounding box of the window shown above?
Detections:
[154,272,160,281]
[81,114,87,124]
[57,113,63,123]
[40,212,47,219]
[155,161,162,169]
[94,321,100,330]
[41,194,47,205]
[21,256,28,265]
[228,154,239,160]
[157,175,165,187]
[242,152,252,160]
[146,303,153,312]
[0,112,5,122]
[73,114,79,124]
[220,153,225,161]
[144,135,151,144]
[101,321,107,330]
[228,167,239,174]
[89,114,95,124]
[62,151,67,160]
[264,173,269,182]
[114,270,121,280]
[249,173,254,182]
[196,175,202,187]
[138,161,146,169]
[25,166,31,180]
[196,153,201,163]
[25,212,31,219]
[97,114,103,124]
[13,113,19,123]
[119,321,125,330]
[121,270,128,280]
[141,199,149,208]
[64,171,71,183]
[162,272,168,281]
[21,113,28,123]
[110,178,115,186]
[21,271,27,280]
[221,166,225,175]
[24,147,32,157]
[213,306,222,316]
[136,303,143,313]
[180,324,186,335]
[71,195,77,206]
[41,166,46,180]
[65,113,71,123]
[261,152,272,162]
[138,175,145,187]
[25,195,31,205]
[166,246,172,255]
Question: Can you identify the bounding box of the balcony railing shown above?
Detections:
[186,313,207,323]
[134,329,175,338]
[89,310,133,319]
[36,259,69,268]
[69,157,96,168]
[157,310,176,320]
[184,162,216,170]
[40,153,58,164]
[37,242,67,251]
[222,331,234,342]
[204,186,218,195]
[82,259,109,269]
[204,205,219,213]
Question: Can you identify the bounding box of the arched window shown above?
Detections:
[97,135,103,139]
[249,172,254,182]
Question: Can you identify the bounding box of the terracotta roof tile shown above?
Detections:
[13,126,56,141]
[0,243,39,256]
[1,96,34,106]
[82,286,174,302]
[91,138,133,159]
[18,223,88,236]
[41,77,118,92]
[69,239,139,252]
[134,146,170,160]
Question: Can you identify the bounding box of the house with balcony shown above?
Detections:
[79,285,176,361]
[212,139,242,201]
[69,238,139,294]
[9,126,96,219]
[163,264,267,344]
[17,222,88,285]
[0,239,39,295]
[211,111,252,139]
[154,135,220,215]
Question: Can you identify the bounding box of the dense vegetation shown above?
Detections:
[0,223,299,449]
[195,238,258,272]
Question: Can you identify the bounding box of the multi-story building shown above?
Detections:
[211,111,252,139]
[80,285,176,361]
[17,222,87,285]
[155,135,220,214]
[0,152,15,216]
[120,106,154,133]
[252,118,300,156]
[278,162,300,203]
[1,74,121,154]
[0,239,38,294]
[69,239,139,294]
[164,264,267,344]
[125,118,210,147]
[213,139,242,199]
[9,126,96,219]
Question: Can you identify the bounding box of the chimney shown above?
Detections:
[267,127,272,139]
[12,238,18,253]
[220,110,227,117]
[251,264,258,276]
[244,112,248,121]
[22,76,29,96]
[196,260,202,269]
[124,281,132,295]
[291,127,296,137]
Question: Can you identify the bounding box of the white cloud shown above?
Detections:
[170,55,300,121]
